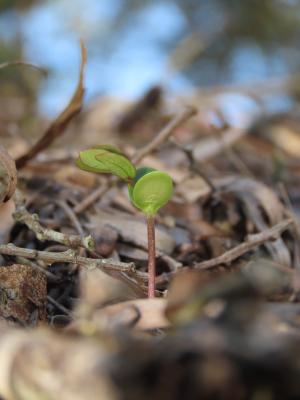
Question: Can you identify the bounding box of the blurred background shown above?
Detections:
[1,0,300,126]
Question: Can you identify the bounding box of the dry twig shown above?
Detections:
[0,61,47,75]
[132,106,197,164]
[0,243,136,274]
[74,181,112,215]
[169,137,215,191]
[194,219,293,270]
[155,219,293,286]
[13,191,94,250]
[16,41,87,169]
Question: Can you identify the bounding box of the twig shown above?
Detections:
[194,219,293,270]
[169,137,215,191]
[132,106,197,164]
[0,61,48,76]
[0,243,135,274]
[74,181,111,215]
[155,219,294,287]
[216,131,254,178]
[56,199,85,236]
[47,295,72,316]
[16,256,59,282]
[16,41,86,169]
[13,191,94,250]
[278,183,300,273]
[74,106,197,214]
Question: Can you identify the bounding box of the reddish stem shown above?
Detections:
[147,214,156,298]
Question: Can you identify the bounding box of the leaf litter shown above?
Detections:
[1,42,300,399]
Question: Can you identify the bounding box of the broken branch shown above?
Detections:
[132,106,197,164]
[14,191,94,250]
[194,219,293,270]
[0,243,135,274]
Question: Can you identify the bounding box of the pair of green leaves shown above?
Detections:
[76,145,173,216]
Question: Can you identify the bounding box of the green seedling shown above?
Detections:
[76,146,173,298]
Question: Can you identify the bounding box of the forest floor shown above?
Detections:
[1,49,300,399]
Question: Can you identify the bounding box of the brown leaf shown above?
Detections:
[77,268,139,312]
[222,177,285,225]
[0,264,47,325]
[0,199,15,243]
[193,128,246,162]
[91,208,175,254]
[176,175,211,203]
[0,327,118,400]
[0,145,17,203]
[94,298,169,330]
[16,40,87,169]
[220,177,290,265]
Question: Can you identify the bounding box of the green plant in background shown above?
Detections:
[76,145,173,298]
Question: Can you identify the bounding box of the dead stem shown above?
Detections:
[0,243,136,274]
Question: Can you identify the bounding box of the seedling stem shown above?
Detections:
[147,214,156,298]
[76,146,173,298]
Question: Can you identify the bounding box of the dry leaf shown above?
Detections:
[272,126,300,156]
[16,40,87,169]
[94,298,169,330]
[193,128,246,162]
[0,199,15,243]
[222,177,284,225]
[0,146,17,203]
[220,177,290,265]
[190,219,229,240]
[77,268,138,312]
[91,208,175,254]
[0,326,118,400]
[176,175,211,203]
[0,264,47,325]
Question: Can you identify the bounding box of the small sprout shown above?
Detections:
[129,168,173,216]
[76,146,136,182]
[76,146,173,298]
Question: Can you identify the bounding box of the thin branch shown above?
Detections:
[74,181,111,215]
[56,199,85,236]
[47,295,72,316]
[0,243,135,274]
[16,256,59,282]
[169,137,215,191]
[0,61,48,76]
[13,191,94,250]
[194,219,293,270]
[132,106,197,164]
[154,219,294,287]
